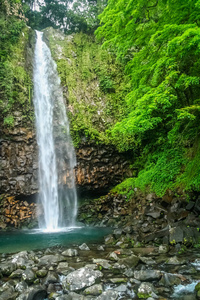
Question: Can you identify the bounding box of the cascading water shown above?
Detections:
[33,30,77,231]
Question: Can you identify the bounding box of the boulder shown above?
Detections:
[96,290,118,300]
[62,249,78,257]
[137,282,158,299]
[38,254,65,266]
[57,262,69,276]
[62,267,103,291]
[0,261,17,276]
[118,255,139,268]
[83,284,103,296]
[16,286,47,300]
[22,269,36,283]
[92,259,112,270]
[79,243,90,251]
[134,270,161,281]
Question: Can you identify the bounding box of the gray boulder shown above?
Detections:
[22,268,36,283]
[38,254,65,266]
[62,249,78,257]
[79,243,90,251]
[138,282,158,299]
[96,290,118,300]
[62,267,103,291]
[83,284,103,296]
[16,286,47,300]
[134,270,161,281]
[0,261,17,275]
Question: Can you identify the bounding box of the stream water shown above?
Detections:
[33,30,77,232]
[0,227,111,253]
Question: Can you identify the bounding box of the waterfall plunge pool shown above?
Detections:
[0,227,112,254]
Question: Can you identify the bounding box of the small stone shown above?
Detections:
[57,262,69,276]
[166,256,186,265]
[97,245,104,251]
[83,284,103,296]
[118,255,139,268]
[9,269,23,279]
[139,257,156,265]
[104,234,114,245]
[113,228,123,238]
[96,290,118,300]
[15,281,28,293]
[109,278,128,283]
[158,245,169,254]
[79,243,90,251]
[138,282,158,299]
[108,251,118,261]
[36,269,48,278]
[62,249,78,257]
[93,259,112,270]
[22,268,35,283]
[44,271,59,284]
[159,273,181,287]
[62,267,103,291]
[134,270,161,281]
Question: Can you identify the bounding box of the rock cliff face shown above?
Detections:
[0,130,130,196]
[0,124,38,196]
[76,144,130,192]
[0,27,130,198]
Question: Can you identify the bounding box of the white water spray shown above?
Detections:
[33,31,77,231]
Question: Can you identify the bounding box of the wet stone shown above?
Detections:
[118,255,139,268]
[22,268,36,283]
[0,261,17,276]
[36,268,48,278]
[38,254,66,266]
[83,284,103,296]
[9,269,23,279]
[134,270,161,281]
[44,271,59,284]
[104,234,115,245]
[159,272,181,286]
[139,256,156,265]
[108,252,118,261]
[57,262,69,276]
[92,259,112,270]
[15,281,28,293]
[166,256,186,265]
[16,286,47,300]
[79,243,90,251]
[62,249,78,257]
[137,282,158,299]
[158,245,169,254]
[63,267,103,291]
[96,290,118,300]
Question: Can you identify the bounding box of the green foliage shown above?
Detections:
[134,147,185,196]
[3,115,14,127]
[95,0,200,195]
[24,0,107,33]
[112,178,135,199]
[0,2,33,127]
[46,29,128,146]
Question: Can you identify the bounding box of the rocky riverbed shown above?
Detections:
[1,190,200,299]
[1,238,200,300]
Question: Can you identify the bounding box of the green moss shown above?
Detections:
[112,178,135,199]
[45,29,128,146]
[0,26,34,128]
[137,293,151,299]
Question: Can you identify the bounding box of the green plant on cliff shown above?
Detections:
[46,30,128,146]
[0,0,33,127]
[95,0,200,195]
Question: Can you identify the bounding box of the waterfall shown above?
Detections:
[33,30,77,231]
